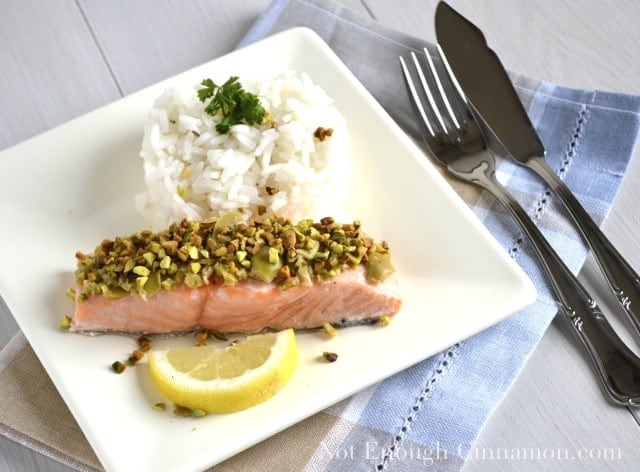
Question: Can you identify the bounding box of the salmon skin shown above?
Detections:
[71,213,402,334]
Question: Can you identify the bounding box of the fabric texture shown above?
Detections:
[1,0,640,470]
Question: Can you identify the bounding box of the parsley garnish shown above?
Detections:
[197,76,266,134]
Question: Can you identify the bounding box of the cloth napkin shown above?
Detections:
[2,0,640,471]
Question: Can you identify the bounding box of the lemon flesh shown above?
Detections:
[148,329,298,413]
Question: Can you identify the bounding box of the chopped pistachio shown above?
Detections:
[323,322,337,338]
[126,350,145,366]
[124,259,136,273]
[133,265,151,277]
[322,351,338,363]
[188,245,199,260]
[159,255,172,270]
[378,315,392,326]
[135,276,149,291]
[142,251,156,265]
[191,409,207,418]
[235,250,247,262]
[173,404,192,417]
[172,404,207,418]
[111,361,126,374]
[59,315,72,330]
[137,336,152,352]
[194,329,210,345]
[268,246,279,264]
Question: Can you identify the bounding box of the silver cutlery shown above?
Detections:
[400,48,640,405]
[435,0,640,339]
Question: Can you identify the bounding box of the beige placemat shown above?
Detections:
[0,331,363,472]
[0,332,101,471]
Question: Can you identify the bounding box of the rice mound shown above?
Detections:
[136,71,351,228]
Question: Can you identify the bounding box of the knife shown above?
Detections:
[435,1,640,338]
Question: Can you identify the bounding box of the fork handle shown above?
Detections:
[480,171,640,405]
[526,155,640,337]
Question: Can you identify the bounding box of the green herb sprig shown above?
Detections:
[197,76,266,134]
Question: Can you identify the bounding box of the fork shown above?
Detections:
[400,48,640,406]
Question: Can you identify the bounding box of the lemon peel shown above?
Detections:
[148,329,297,413]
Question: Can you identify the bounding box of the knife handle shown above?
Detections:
[483,170,640,405]
[527,156,640,337]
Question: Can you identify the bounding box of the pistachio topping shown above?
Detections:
[73,211,395,300]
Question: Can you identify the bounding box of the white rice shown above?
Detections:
[136,70,351,228]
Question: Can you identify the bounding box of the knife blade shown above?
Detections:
[434,0,640,340]
[434,1,544,162]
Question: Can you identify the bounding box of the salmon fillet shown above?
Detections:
[71,214,402,335]
[72,265,401,334]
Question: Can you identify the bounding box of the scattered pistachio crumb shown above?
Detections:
[59,315,72,330]
[265,185,279,195]
[378,315,392,326]
[314,126,334,141]
[210,331,229,341]
[191,409,207,418]
[111,361,126,374]
[173,404,192,417]
[65,288,76,300]
[137,336,152,352]
[322,322,337,338]
[322,351,338,363]
[126,349,145,366]
[173,404,207,418]
[195,329,210,346]
[154,402,167,411]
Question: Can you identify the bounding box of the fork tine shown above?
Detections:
[433,44,474,127]
[410,51,449,135]
[435,44,470,109]
[423,47,461,130]
[399,55,437,137]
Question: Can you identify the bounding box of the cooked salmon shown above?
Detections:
[72,265,401,334]
[70,213,402,335]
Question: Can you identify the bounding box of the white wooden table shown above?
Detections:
[2,1,639,470]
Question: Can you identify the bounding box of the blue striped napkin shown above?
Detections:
[233,0,640,470]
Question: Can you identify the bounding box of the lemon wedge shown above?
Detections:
[148,329,298,413]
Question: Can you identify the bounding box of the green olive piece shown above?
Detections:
[366,251,395,282]
[250,246,283,283]
[213,210,244,236]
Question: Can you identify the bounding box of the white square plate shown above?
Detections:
[0,28,535,471]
